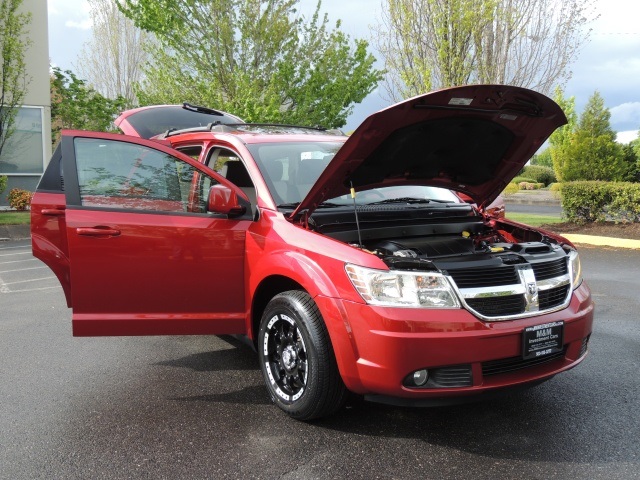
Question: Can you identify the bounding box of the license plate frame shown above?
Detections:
[522,321,564,360]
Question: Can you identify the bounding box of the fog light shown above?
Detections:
[413,369,429,386]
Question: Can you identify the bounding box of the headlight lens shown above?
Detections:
[569,250,583,289]
[345,264,460,308]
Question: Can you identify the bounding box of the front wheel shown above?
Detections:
[258,290,346,420]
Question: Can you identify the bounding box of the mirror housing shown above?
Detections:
[207,184,246,216]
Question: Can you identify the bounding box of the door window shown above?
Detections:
[73,138,215,213]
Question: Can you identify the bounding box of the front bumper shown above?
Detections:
[318,282,593,400]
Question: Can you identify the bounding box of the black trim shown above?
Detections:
[364,379,550,407]
[37,144,64,192]
[61,135,81,206]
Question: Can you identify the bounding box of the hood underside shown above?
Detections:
[292,85,566,219]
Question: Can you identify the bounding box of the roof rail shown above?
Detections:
[159,123,346,139]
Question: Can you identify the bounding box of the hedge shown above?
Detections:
[521,165,556,186]
[512,176,536,184]
[561,181,640,223]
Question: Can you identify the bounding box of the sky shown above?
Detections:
[47,0,640,141]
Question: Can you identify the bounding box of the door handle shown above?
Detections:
[42,208,66,216]
[76,227,121,237]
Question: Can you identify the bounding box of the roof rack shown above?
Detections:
[159,123,345,139]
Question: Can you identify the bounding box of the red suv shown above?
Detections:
[32,85,593,420]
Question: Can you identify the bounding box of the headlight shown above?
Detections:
[569,250,583,289]
[345,264,460,308]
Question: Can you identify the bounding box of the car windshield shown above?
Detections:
[327,185,460,206]
[247,141,343,205]
[248,141,461,208]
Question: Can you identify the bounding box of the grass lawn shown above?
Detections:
[505,213,563,227]
[0,211,30,225]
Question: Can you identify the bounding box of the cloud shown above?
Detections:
[616,130,638,144]
[65,18,92,30]
[610,102,640,126]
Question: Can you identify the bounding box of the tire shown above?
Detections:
[258,290,347,420]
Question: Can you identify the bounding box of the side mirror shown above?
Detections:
[207,184,246,216]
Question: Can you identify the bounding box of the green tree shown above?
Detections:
[116,0,382,128]
[77,0,152,104]
[0,0,31,160]
[50,67,129,146]
[621,140,639,182]
[549,87,577,181]
[554,91,625,182]
[375,0,594,101]
[530,148,553,168]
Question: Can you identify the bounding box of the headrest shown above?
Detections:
[222,161,252,187]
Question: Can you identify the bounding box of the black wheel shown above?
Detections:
[258,290,347,420]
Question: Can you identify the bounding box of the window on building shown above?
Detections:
[0,107,45,175]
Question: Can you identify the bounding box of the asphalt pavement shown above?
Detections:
[1,239,639,479]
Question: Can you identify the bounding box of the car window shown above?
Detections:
[73,138,216,213]
[247,141,342,205]
[176,145,203,160]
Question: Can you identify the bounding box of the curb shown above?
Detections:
[560,234,640,250]
[0,224,30,241]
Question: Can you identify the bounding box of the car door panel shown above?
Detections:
[59,130,250,336]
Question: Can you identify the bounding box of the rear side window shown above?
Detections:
[73,138,213,213]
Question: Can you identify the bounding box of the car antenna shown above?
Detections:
[350,180,364,248]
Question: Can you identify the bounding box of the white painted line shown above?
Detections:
[9,285,62,293]
[0,266,48,274]
[0,251,31,257]
[0,245,31,251]
[0,258,38,265]
[1,276,56,285]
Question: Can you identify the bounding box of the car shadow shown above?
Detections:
[154,335,259,372]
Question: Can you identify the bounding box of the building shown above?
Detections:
[0,0,51,207]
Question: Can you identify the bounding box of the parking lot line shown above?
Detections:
[0,266,48,274]
[0,251,32,258]
[0,258,38,266]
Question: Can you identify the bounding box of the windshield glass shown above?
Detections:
[327,185,460,206]
[247,141,461,208]
[247,141,344,205]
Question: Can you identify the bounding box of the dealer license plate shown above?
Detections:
[522,321,564,360]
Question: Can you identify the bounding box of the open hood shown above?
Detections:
[115,103,244,139]
[291,85,566,219]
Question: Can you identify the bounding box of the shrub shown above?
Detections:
[7,188,34,211]
[518,182,541,190]
[502,183,519,195]
[548,182,562,192]
[513,176,536,184]
[0,175,7,194]
[561,181,640,223]
[522,165,556,186]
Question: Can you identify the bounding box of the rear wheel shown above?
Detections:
[258,290,346,420]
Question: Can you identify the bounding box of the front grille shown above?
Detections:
[539,285,570,310]
[532,258,568,280]
[430,365,473,387]
[466,294,525,316]
[448,266,518,288]
[482,346,567,376]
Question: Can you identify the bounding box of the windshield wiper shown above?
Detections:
[277,201,342,209]
[366,197,447,205]
[277,202,300,209]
